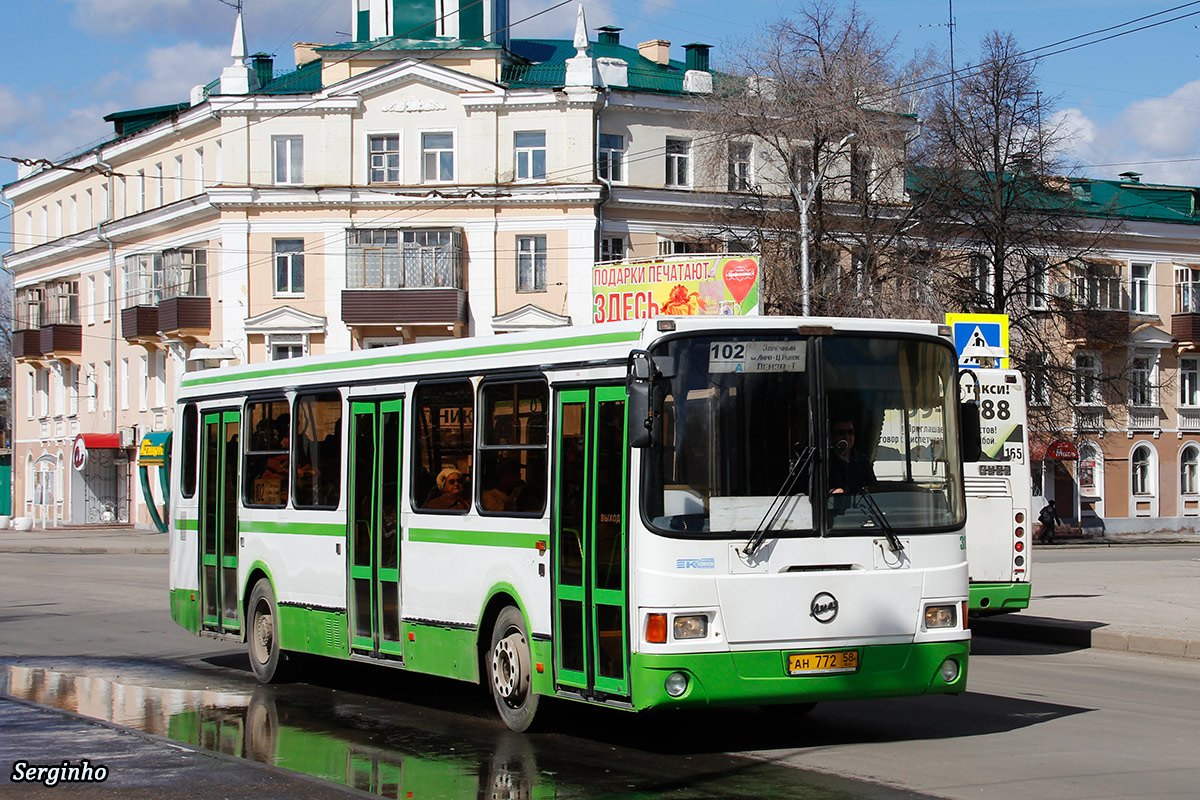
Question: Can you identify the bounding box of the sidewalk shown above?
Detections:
[0,525,169,554]
[5,525,1200,661]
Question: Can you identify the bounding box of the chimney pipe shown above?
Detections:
[683,43,710,72]
[638,39,671,66]
[597,26,622,46]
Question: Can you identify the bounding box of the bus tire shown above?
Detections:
[247,579,287,683]
[488,606,539,732]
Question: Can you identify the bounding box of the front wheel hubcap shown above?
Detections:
[253,604,273,664]
[492,632,527,703]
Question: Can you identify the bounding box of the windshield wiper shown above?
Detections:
[743,445,814,559]
[855,485,905,553]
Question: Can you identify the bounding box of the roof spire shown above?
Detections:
[572,3,589,57]
[231,10,249,63]
[220,7,260,95]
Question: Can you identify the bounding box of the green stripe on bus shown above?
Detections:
[239,520,347,537]
[175,518,198,530]
[181,329,642,388]
[408,528,543,549]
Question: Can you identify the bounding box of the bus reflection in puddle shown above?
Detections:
[2,665,536,800]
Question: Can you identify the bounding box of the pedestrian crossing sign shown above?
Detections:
[945,313,1009,368]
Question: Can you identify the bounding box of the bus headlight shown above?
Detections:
[924,604,958,629]
[665,671,689,697]
[672,615,708,640]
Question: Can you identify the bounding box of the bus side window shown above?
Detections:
[293,392,342,509]
[413,381,474,513]
[479,380,548,516]
[181,403,198,498]
[245,398,290,508]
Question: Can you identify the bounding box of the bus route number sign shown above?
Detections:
[709,341,806,373]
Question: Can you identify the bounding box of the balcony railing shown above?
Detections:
[1075,407,1105,432]
[1128,406,1161,431]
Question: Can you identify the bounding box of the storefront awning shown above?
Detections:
[1031,437,1079,461]
[75,433,121,450]
[138,432,171,466]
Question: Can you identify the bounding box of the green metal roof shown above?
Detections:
[505,39,692,94]
[102,103,189,137]
[258,60,324,94]
[318,37,501,52]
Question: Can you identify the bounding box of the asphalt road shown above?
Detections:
[3,549,1199,798]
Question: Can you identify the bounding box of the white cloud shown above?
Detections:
[0,86,44,137]
[66,0,341,43]
[1119,79,1200,157]
[130,42,230,106]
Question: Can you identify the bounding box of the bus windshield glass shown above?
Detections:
[643,334,964,536]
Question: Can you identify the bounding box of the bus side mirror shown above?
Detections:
[959,400,982,463]
[627,351,654,449]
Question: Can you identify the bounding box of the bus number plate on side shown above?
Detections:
[787,650,859,675]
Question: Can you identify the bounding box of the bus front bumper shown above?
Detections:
[630,640,969,710]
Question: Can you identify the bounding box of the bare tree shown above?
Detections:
[703,0,939,318]
[912,31,1121,436]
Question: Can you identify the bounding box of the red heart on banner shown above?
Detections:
[722,258,758,304]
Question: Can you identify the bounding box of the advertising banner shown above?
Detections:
[592,254,760,323]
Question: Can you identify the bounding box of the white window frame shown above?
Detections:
[1182,357,1200,408]
[85,365,97,414]
[970,253,994,299]
[138,355,148,412]
[86,275,96,326]
[598,133,625,184]
[69,195,78,233]
[195,147,205,190]
[269,333,308,361]
[37,369,49,418]
[1074,351,1101,406]
[421,131,455,183]
[1182,444,1200,497]
[136,169,146,213]
[174,155,184,201]
[68,366,79,417]
[368,133,401,184]
[1131,443,1155,496]
[728,143,752,191]
[1130,261,1153,314]
[1028,351,1050,407]
[102,361,112,412]
[154,351,166,409]
[514,131,547,181]
[155,162,163,206]
[1129,352,1158,408]
[517,235,547,292]
[119,358,130,411]
[85,188,94,228]
[1026,256,1049,310]
[55,200,63,238]
[600,235,626,262]
[101,271,111,322]
[272,135,304,185]
[665,138,691,188]
[273,239,306,297]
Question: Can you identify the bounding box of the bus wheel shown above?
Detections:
[248,579,286,683]
[488,606,539,732]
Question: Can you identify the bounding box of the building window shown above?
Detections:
[163,247,208,298]
[600,236,625,262]
[36,369,49,418]
[421,132,454,182]
[970,253,993,300]
[368,134,401,183]
[517,235,547,292]
[1183,444,1200,496]
[174,155,184,201]
[850,144,870,201]
[346,228,463,289]
[85,366,97,414]
[270,334,306,360]
[1176,265,1200,313]
[119,358,129,411]
[1131,262,1153,314]
[274,239,305,296]
[665,139,690,187]
[1131,444,1153,496]
[1073,260,1123,310]
[1074,352,1101,405]
[478,380,549,515]
[245,398,290,507]
[195,147,205,190]
[728,143,752,191]
[514,131,546,180]
[272,135,304,185]
[1130,353,1157,407]
[598,133,624,183]
[1028,351,1050,407]
[155,162,164,207]
[68,366,79,416]
[1182,358,1200,407]
[1026,256,1049,310]
[123,254,164,308]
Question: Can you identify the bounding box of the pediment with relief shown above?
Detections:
[244,305,326,335]
[492,304,571,331]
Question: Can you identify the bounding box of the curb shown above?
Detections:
[0,545,169,555]
[973,614,1200,660]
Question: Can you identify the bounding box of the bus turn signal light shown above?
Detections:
[646,613,667,643]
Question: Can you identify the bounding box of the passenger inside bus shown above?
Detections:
[828,416,876,494]
[426,468,469,510]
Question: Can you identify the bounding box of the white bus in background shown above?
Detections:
[961,368,1032,614]
[168,316,974,730]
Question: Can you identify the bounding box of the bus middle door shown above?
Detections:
[348,399,405,660]
[199,409,240,634]
[553,386,630,700]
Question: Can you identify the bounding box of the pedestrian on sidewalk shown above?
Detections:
[1038,500,1061,544]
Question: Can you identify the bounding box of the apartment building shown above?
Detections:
[2,0,770,526]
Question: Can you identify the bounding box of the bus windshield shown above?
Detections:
[643,334,965,536]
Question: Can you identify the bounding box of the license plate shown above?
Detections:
[787,649,859,675]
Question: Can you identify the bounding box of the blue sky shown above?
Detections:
[3,0,1200,192]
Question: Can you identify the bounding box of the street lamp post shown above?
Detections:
[794,131,857,316]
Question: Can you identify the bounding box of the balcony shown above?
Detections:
[1181,408,1200,432]
[1065,308,1129,342]
[341,288,467,326]
[1075,406,1105,432]
[39,323,82,359]
[121,305,159,343]
[13,329,43,360]
[1128,406,1161,432]
[1172,312,1200,342]
[158,295,211,337]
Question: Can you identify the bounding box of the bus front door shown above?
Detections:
[348,400,404,660]
[199,410,240,634]
[554,387,630,699]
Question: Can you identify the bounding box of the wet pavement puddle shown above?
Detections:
[2,658,931,799]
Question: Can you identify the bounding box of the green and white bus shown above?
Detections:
[962,368,1033,614]
[168,316,973,731]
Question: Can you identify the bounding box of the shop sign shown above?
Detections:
[592,254,760,323]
